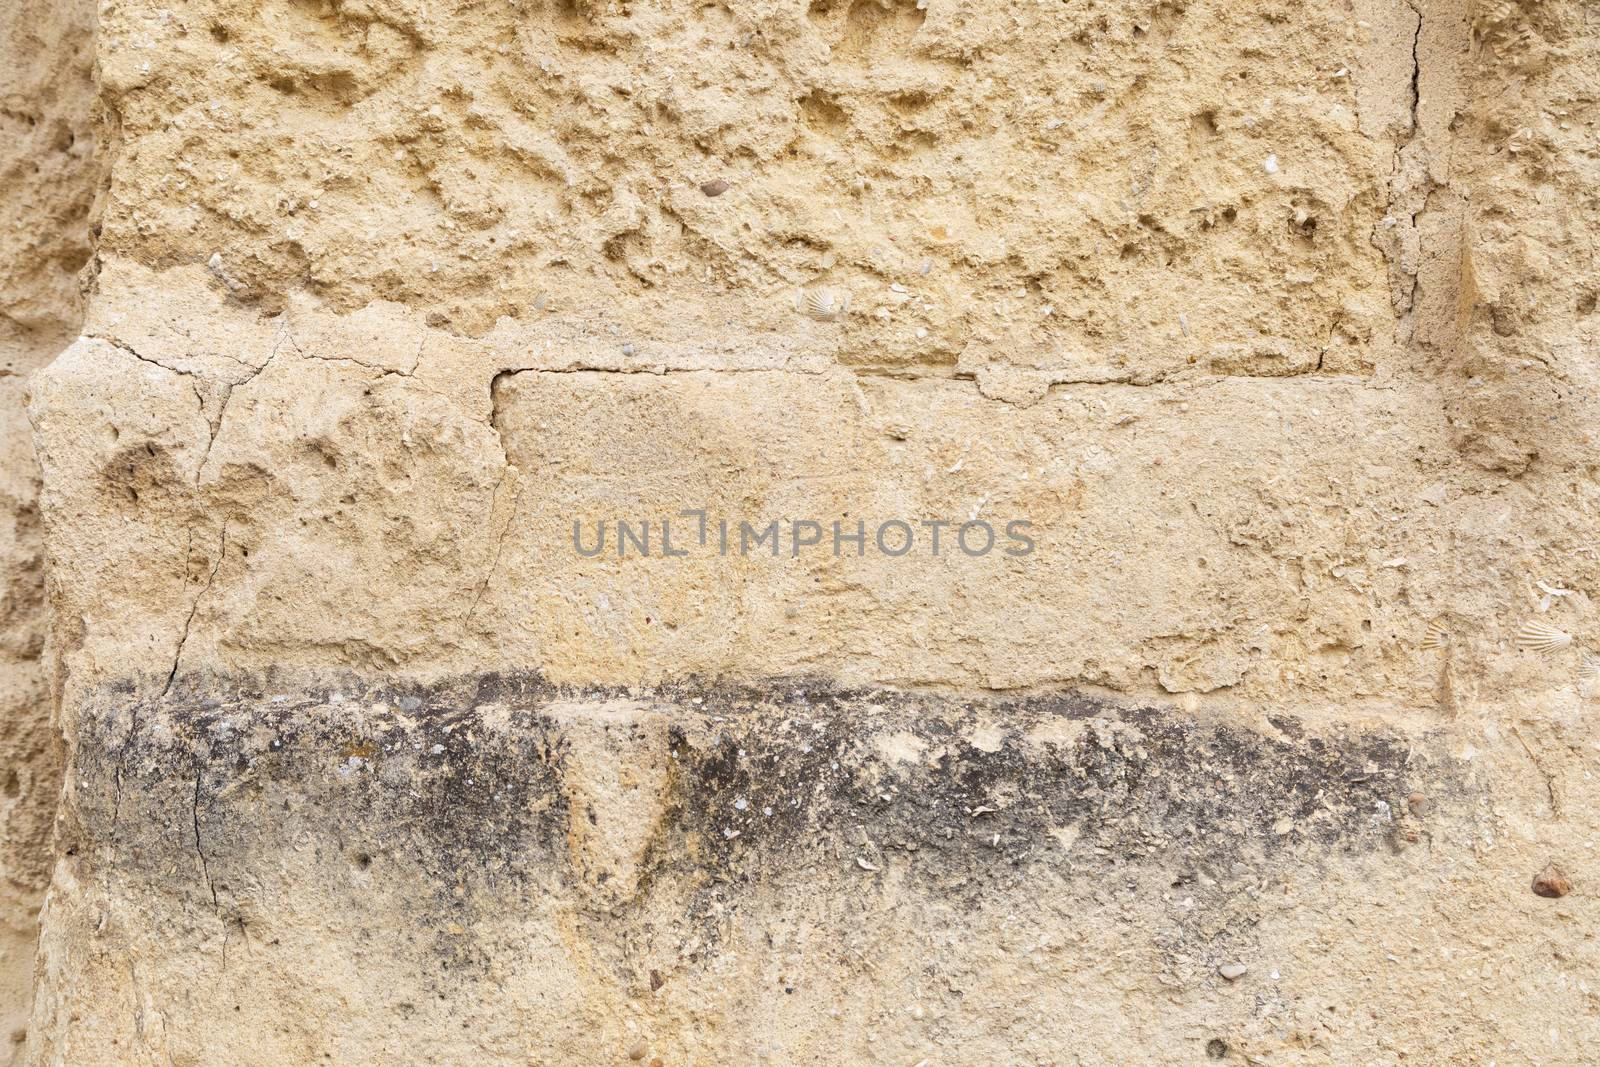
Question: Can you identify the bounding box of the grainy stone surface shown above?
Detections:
[0,0,99,1053]
[32,676,1481,1063]
[10,0,1600,1062]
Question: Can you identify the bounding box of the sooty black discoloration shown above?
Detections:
[74,672,1460,962]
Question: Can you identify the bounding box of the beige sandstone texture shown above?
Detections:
[0,0,99,1056]
[7,0,1600,1063]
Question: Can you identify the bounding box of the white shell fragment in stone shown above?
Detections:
[797,287,850,322]
[1536,580,1576,613]
[1515,619,1573,654]
[1419,620,1449,651]
[1579,653,1600,683]
[206,251,247,292]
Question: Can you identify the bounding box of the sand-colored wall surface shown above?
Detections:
[0,0,99,1057]
[5,0,1600,1063]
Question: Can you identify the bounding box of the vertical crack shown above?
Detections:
[163,524,227,697]
[1409,3,1423,131]
[110,704,139,835]
[1512,727,1561,818]
[1373,0,1447,357]
[466,370,521,625]
[191,762,218,908]
[196,323,287,483]
[466,478,521,625]
[1404,8,1426,318]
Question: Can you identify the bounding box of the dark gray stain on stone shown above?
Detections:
[73,672,1461,973]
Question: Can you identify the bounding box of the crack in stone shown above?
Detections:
[102,336,191,378]
[110,703,139,835]
[498,362,816,378]
[1403,2,1427,319]
[466,473,521,626]
[1512,725,1561,818]
[194,324,288,482]
[191,763,218,909]
[163,524,226,698]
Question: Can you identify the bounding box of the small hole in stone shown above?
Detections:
[3,773,19,799]
[354,852,372,870]
[1206,1038,1228,1059]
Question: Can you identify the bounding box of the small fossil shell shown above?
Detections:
[1419,620,1450,651]
[1516,619,1573,654]
[797,287,850,322]
[1579,653,1600,682]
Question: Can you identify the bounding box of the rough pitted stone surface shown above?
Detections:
[0,0,99,1054]
[8,0,1600,1063]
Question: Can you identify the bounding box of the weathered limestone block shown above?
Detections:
[27,678,1495,1064]
[31,280,1595,709]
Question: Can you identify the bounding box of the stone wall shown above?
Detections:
[10,0,1600,1063]
[0,0,99,1055]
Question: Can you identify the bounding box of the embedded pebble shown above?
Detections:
[1532,862,1572,899]
[700,178,729,196]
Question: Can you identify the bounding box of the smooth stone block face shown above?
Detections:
[486,369,1462,695]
